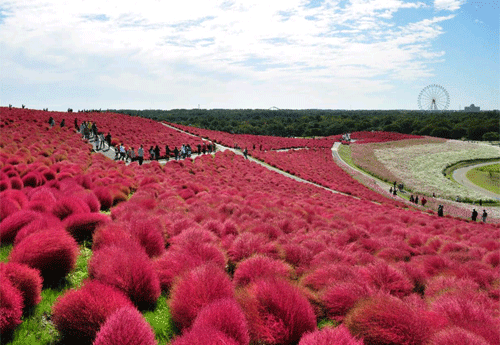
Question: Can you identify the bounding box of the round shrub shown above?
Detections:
[0,210,40,243]
[429,327,490,345]
[298,325,363,345]
[170,327,240,345]
[238,278,316,345]
[52,196,91,220]
[233,255,293,287]
[63,212,110,243]
[345,293,436,345]
[128,218,166,258]
[169,263,234,331]
[88,242,160,310]
[0,262,42,309]
[0,197,21,221]
[52,281,134,344]
[322,282,370,321]
[13,214,63,246]
[191,299,249,345]
[9,228,78,286]
[0,277,23,336]
[93,306,157,345]
[93,187,113,211]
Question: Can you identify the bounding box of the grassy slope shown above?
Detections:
[466,163,500,194]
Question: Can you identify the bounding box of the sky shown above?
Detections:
[0,0,498,111]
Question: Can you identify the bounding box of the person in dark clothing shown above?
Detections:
[105,133,112,148]
[165,145,170,161]
[202,144,206,155]
[393,188,397,196]
[243,148,248,159]
[410,195,414,203]
[138,145,144,165]
[60,119,65,127]
[74,118,78,131]
[173,147,179,160]
[437,205,444,217]
[482,210,487,222]
[415,196,419,204]
[154,145,160,160]
[197,144,201,154]
[48,117,55,127]
[471,209,478,221]
[207,143,212,153]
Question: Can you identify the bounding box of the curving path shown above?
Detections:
[453,161,500,200]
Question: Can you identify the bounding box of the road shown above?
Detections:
[453,161,500,200]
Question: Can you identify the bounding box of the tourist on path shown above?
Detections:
[138,145,144,165]
[471,209,478,222]
[482,210,487,222]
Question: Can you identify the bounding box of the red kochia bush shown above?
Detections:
[93,306,157,345]
[52,196,90,220]
[238,278,316,345]
[52,281,134,344]
[170,327,240,345]
[0,262,42,309]
[92,187,113,211]
[233,255,293,287]
[63,212,110,243]
[9,228,78,285]
[190,299,250,345]
[429,327,490,345]
[169,263,234,331]
[0,197,21,221]
[0,210,40,243]
[345,293,438,345]
[430,294,499,345]
[322,282,370,321]
[298,325,363,345]
[13,214,63,245]
[128,218,166,258]
[0,277,23,335]
[88,242,160,310]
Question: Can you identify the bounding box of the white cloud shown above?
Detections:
[0,0,465,109]
[433,0,465,11]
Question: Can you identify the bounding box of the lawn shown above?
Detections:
[466,163,500,194]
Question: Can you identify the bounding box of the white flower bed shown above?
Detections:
[374,140,500,200]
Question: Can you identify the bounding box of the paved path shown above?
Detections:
[453,161,500,200]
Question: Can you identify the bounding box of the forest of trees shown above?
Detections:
[108,109,499,141]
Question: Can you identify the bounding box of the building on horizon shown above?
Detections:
[464,104,480,112]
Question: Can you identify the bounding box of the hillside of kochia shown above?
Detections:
[1,107,499,345]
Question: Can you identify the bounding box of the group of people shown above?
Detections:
[409,194,427,206]
[471,209,487,222]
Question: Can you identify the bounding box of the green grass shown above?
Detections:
[143,294,176,343]
[443,158,500,182]
[4,243,93,345]
[337,144,356,168]
[466,163,500,194]
[0,243,13,262]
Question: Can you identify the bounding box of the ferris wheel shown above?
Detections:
[418,84,450,111]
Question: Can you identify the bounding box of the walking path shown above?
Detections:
[453,161,500,200]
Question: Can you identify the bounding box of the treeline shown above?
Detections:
[108,109,499,141]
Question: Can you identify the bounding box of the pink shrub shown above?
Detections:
[233,255,293,287]
[63,212,110,243]
[91,223,133,252]
[322,282,370,321]
[0,262,42,309]
[128,218,166,258]
[0,210,41,243]
[170,327,240,345]
[0,197,21,221]
[190,299,250,345]
[228,232,270,263]
[9,228,78,285]
[0,189,28,209]
[361,261,413,297]
[52,281,134,344]
[238,278,316,345]
[52,196,90,220]
[345,293,439,345]
[93,306,157,345]
[93,187,113,211]
[483,250,499,267]
[298,325,363,345]
[300,263,358,292]
[13,214,63,245]
[169,263,234,331]
[429,327,490,345]
[431,294,500,344]
[89,242,160,310]
[154,250,205,292]
[80,191,101,213]
[0,277,23,335]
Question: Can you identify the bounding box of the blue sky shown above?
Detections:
[0,0,498,110]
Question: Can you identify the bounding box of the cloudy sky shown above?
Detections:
[0,0,498,110]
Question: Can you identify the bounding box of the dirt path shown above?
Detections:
[453,161,500,200]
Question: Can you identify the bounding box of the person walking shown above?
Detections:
[243,148,248,159]
[173,147,179,160]
[481,210,487,222]
[165,145,170,161]
[138,145,144,165]
[437,205,444,217]
[471,209,478,222]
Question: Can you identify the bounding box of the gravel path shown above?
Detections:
[453,161,500,200]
